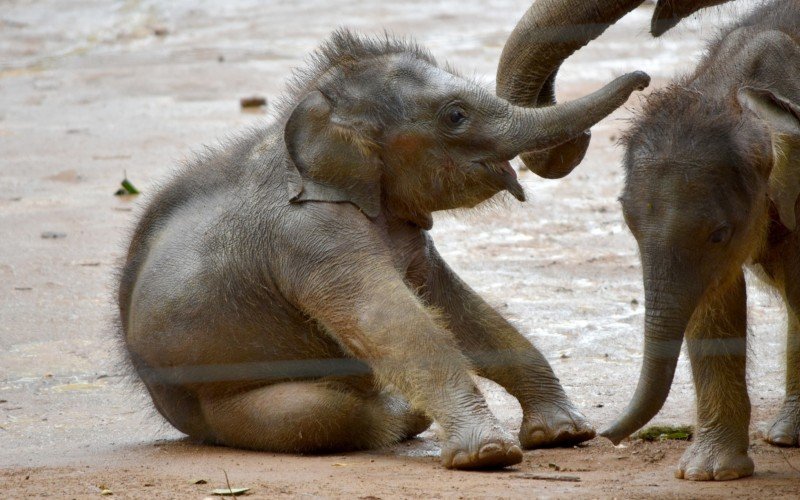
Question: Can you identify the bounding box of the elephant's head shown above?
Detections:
[284,30,649,228]
[600,83,800,444]
[496,0,732,179]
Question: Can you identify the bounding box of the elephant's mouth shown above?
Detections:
[481,160,526,202]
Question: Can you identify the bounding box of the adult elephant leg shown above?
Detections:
[678,272,754,481]
[766,309,800,446]
[767,241,800,447]
[198,380,429,453]
[424,247,595,448]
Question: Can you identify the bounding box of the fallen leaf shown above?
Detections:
[211,487,250,496]
[114,175,140,196]
[240,96,267,108]
[635,425,693,442]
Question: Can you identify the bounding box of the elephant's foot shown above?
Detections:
[519,401,596,449]
[441,423,523,470]
[765,397,800,447]
[675,440,754,481]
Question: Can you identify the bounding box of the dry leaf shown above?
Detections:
[211,487,249,496]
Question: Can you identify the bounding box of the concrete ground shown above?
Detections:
[1,0,798,497]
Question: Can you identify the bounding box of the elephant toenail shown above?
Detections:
[450,451,471,468]
[506,445,523,461]
[528,430,547,443]
[685,468,712,481]
[768,433,794,446]
[478,443,502,459]
[714,470,739,481]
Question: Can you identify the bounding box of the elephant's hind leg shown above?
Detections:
[767,288,800,447]
[198,381,429,453]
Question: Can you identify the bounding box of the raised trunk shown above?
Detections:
[496,0,646,178]
[600,266,702,444]
[496,71,649,159]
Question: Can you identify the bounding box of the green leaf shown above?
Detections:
[120,178,139,194]
[634,425,694,442]
[114,172,140,196]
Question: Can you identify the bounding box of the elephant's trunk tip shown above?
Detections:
[599,425,632,446]
[623,70,651,92]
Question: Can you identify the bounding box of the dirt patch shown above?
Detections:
[2,439,799,498]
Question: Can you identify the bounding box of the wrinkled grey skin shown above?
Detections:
[497,0,732,178]
[599,0,800,481]
[118,30,649,470]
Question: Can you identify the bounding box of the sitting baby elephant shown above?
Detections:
[118,30,648,469]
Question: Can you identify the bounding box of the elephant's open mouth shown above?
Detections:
[481,160,526,202]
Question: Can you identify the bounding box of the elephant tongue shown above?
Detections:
[497,160,526,202]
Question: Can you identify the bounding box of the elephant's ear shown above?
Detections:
[737,86,800,231]
[284,90,382,218]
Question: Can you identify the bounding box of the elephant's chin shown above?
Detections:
[480,161,526,202]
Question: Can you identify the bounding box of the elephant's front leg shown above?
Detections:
[425,248,595,449]
[679,273,754,480]
[295,263,523,468]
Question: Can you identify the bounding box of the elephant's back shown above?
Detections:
[118,125,329,373]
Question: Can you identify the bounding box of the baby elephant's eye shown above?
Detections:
[709,225,732,244]
[446,107,467,126]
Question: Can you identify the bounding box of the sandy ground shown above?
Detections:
[2,0,799,498]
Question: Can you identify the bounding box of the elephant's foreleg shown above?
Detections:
[680,272,754,481]
[424,247,594,449]
[296,267,523,468]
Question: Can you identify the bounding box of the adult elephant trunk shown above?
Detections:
[600,258,704,444]
[651,0,730,36]
[496,0,645,178]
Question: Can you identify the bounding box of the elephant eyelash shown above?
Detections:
[708,225,733,244]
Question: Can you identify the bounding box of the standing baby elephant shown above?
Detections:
[601,0,800,481]
[118,30,649,469]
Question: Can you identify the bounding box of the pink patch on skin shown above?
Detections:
[498,160,516,178]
